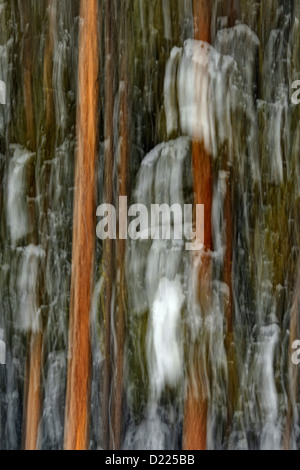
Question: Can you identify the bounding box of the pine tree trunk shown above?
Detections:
[183,0,212,451]
[102,0,115,450]
[111,9,130,449]
[24,333,43,450]
[64,0,99,450]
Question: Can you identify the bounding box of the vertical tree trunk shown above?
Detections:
[183,144,213,451]
[223,168,238,435]
[64,0,99,450]
[24,333,43,450]
[183,0,212,451]
[43,1,55,138]
[192,0,211,44]
[22,2,36,153]
[24,1,57,450]
[111,9,129,449]
[102,0,114,450]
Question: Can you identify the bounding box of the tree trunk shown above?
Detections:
[22,1,36,153]
[111,9,130,449]
[102,0,115,450]
[24,333,43,450]
[183,1,212,451]
[64,0,99,450]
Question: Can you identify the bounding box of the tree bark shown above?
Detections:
[22,2,36,153]
[111,12,129,449]
[64,0,99,450]
[183,1,212,451]
[24,333,43,450]
[22,1,42,451]
[102,0,115,450]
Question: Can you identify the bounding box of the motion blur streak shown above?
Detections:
[64,0,99,450]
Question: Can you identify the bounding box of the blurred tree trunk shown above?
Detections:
[64,0,99,450]
[22,1,36,152]
[102,0,115,450]
[24,1,57,450]
[110,5,130,451]
[24,333,43,449]
[183,0,212,451]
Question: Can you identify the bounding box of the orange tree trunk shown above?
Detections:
[64,0,99,450]
[24,333,43,450]
[183,0,212,451]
